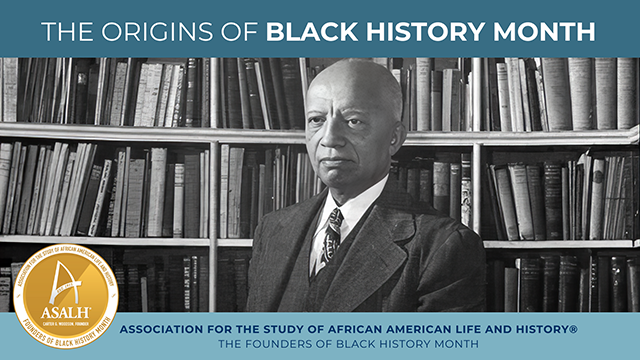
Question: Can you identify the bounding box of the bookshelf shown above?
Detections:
[1,57,639,313]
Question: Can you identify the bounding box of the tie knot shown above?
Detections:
[329,208,343,227]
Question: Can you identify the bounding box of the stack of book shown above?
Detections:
[387,58,472,132]
[216,248,252,312]
[391,152,473,228]
[114,248,209,312]
[482,58,639,132]
[219,145,322,239]
[0,260,24,312]
[0,141,209,238]
[215,58,306,130]
[487,151,638,241]
[487,254,640,312]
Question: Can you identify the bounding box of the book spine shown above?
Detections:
[2,58,18,122]
[111,149,126,237]
[518,257,542,312]
[198,255,209,312]
[211,58,221,128]
[543,162,563,240]
[526,164,546,240]
[16,145,38,234]
[627,257,640,312]
[611,256,628,312]
[3,142,22,234]
[430,70,443,132]
[432,161,450,215]
[617,58,638,129]
[541,255,560,312]
[541,58,573,130]
[109,62,128,126]
[88,159,113,237]
[568,58,594,130]
[170,65,185,128]
[588,158,606,240]
[173,163,184,238]
[505,58,524,132]
[154,65,172,127]
[416,58,432,131]
[0,143,13,230]
[245,59,265,130]
[147,148,167,237]
[201,59,210,128]
[162,163,175,238]
[508,163,534,240]
[184,58,197,127]
[9,146,27,235]
[449,162,461,222]
[227,147,245,238]
[594,58,618,130]
[496,63,512,131]
[280,58,305,130]
[504,267,519,312]
[183,153,200,238]
[558,255,580,312]
[125,158,146,238]
[494,165,519,241]
[76,163,103,236]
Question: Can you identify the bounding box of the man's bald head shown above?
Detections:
[307,59,403,124]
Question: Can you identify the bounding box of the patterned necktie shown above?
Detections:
[320,208,344,268]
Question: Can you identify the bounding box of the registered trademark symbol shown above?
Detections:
[569,325,578,333]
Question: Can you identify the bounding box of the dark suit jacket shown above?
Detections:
[246,180,486,312]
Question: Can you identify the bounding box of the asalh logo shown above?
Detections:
[14,244,118,349]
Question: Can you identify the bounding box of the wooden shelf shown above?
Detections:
[217,239,253,247]
[484,240,637,249]
[2,123,637,147]
[0,235,210,247]
[405,125,639,147]
[0,122,306,145]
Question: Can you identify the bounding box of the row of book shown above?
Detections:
[0,141,209,238]
[216,248,252,312]
[0,57,308,130]
[386,58,473,132]
[115,249,210,312]
[219,145,323,239]
[390,152,472,227]
[0,261,22,312]
[487,151,638,241]
[487,254,640,312]
[483,58,639,132]
[0,247,251,313]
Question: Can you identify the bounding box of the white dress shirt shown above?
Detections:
[309,175,389,276]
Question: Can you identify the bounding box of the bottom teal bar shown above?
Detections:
[1,312,636,359]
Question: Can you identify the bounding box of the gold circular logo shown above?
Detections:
[13,244,118,349]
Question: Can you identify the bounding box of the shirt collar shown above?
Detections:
[316,174,389,238]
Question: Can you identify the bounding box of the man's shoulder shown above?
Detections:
[393,200,475,236]
[260,191,326,224]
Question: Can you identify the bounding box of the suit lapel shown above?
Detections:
[251,189,326,310]
[320,183,416,312]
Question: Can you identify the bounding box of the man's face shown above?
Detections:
[305,64,400,202]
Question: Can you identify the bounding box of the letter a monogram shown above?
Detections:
[49,261,82,305]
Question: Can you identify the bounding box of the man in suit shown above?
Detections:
[246,59,485,312]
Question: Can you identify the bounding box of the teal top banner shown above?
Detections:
[0,0,638,57]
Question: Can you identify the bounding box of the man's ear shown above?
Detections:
[389,121,407,156]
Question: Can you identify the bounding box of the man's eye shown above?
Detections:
[309,117,324,124]
[347,119,362,126]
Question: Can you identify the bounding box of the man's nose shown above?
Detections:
[319,117,346,148]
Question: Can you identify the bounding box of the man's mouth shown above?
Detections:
[319,157,351,167]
